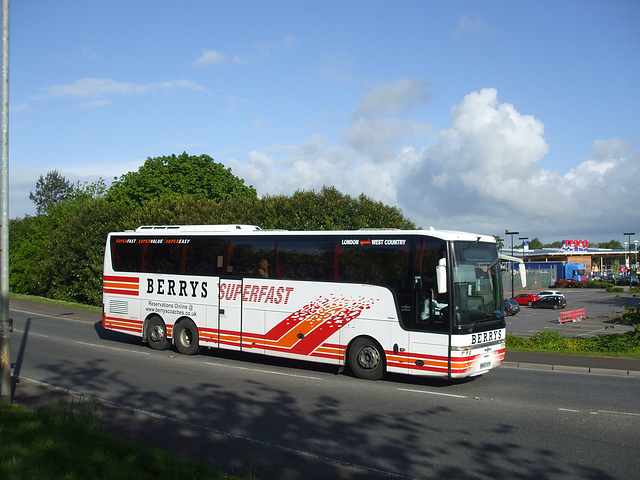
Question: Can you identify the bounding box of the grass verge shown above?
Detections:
[10,293,101,312]
[0,399,252,480]
[506,330,640,360]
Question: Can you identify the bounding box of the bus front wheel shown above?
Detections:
[174,319,200,355]
[146,316,170,351]
[348,337,385,380]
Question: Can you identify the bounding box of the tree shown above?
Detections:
[106,152,257,207]
[29,170,74,214]
[528,238,543,250]
[254,186,416,230]
[598,239,624,249]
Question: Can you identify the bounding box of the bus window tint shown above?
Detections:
[183,237,224,276]
[143,240,181,274]
[277,238,332,281]
[111,239,142,272]
[336,239,410,288]
[226,239,275,278]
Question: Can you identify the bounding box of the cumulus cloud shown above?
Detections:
[398,88,638,238]
[229,82,638,240]
[348,78,431,161]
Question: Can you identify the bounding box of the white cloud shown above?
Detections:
[193,49,227,66]
[12,79,639,243]
[348,78,431,160]
[34,78,205,100]
[452,13,492,40]
[228,83,639,240]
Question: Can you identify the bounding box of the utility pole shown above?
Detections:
[505,230,519,298]
[0,0,11,404]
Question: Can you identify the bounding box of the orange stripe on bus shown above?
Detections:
[103,282,139,290]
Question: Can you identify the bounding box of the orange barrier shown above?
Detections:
[558,308,586,324]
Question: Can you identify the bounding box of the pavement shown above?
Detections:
[4,297,640,479]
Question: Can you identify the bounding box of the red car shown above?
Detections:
[513,293,541,306]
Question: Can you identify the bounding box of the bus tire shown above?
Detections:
[146,316,170,351]
[348,337,385,380]
[174,318,200,355]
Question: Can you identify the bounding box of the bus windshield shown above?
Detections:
[451,241,503,332]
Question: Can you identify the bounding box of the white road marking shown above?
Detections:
[398,388,467,398]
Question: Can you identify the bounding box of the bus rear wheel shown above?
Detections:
[147,316,170,351]
[348,337,384,380]
[174,319,200,355]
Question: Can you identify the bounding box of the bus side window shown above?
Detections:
[226,238,275,279]
[111,240,142,272]
[183,237,224,276]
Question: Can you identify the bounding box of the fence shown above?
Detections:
[558,308,586,324]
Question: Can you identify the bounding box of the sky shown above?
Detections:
[6,0,640,245]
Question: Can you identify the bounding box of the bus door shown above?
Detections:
[409,242,451,376]
[218,278,243,351]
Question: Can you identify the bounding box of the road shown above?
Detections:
[7,301,640,480]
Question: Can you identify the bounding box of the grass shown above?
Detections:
[506,329,640,360]
[0,399,253,480]
[10,293,102,312]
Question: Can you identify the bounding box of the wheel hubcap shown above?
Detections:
[150,325,164,342]
[357,345,380,370]
[180,329,193,347]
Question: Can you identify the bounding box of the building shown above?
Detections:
[501,245,638,277]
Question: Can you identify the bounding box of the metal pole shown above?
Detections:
[505,230,519,298]
[0,0,10,404]
[624,233,635,277]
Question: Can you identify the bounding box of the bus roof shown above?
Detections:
[121,225,495,243]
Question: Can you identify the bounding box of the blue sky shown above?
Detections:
[7,0,640,244]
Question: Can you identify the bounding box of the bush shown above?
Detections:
[529,330,567,350]
[585,331,640,353]
[505,334,533,349]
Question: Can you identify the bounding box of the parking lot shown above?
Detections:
[506,287,639,338]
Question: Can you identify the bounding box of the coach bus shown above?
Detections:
[102,225,523,380]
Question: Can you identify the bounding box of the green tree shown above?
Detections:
[106,152,257,207]
[255,186,416,230]
[528,238,543,250]
[598,239,624,249]
[29,170,74,214]
[11,180,128,305]
[546,241,563,248]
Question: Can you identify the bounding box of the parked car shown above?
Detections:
[513,293,541,306]
[537,290,565,298]
[504,298,520,316]
[532,295,567,309]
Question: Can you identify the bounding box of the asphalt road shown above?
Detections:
[506,287,638,338]
[6,298,640,480]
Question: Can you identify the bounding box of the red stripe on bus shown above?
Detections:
[103,288,139,296]
[104,275,140,283]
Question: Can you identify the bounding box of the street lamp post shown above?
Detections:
[624,232,635,275]
[519,236,528,262]
[505,230,519,298]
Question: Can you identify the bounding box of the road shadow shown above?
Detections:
[11,325,627,480]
